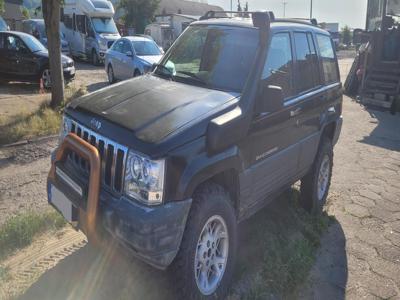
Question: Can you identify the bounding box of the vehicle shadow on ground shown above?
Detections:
[21,189,348,300]
[0,82,44,95]
[357,104,400,152]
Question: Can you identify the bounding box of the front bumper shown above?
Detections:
[63,66,76,80]
[48,144,192,270]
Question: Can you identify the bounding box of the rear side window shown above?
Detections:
[262,32,294,98]
[64,16,73,30]
[316,34,339,84]
[294,32,320,93]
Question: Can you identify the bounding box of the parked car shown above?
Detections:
[48,11,342,299]
[22,19,70,55]
[0,17,9,31]
[105,35,163,83]
[0,31,75,88]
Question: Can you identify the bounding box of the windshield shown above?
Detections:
[155,25,259,92]
[0,17,7,31]
[133,40,161,56]
[36,24,65,39]
[91,17,118,34]
[21,34,47,52]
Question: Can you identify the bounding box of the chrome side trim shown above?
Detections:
[284,82,341,107]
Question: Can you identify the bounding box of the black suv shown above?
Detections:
[48,11,342,299]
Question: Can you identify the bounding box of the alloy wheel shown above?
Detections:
[317,154,331,201]
[194,215,229,296]
[41,69,51,88]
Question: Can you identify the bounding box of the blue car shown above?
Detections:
[105,36,163,84]
[22,19,70,55]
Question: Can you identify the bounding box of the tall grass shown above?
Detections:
[0,210,66,260]
[0,85,87,145]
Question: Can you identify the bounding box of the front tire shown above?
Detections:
[41,68,51,89]
[172,183,237,299]
[300,137,333,214]
[107,65,115,84]
[92,49,100,66]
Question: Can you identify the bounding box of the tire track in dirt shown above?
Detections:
[0,228,86,299]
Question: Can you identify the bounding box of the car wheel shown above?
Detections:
[133,69,141,77]
[92,49,99,66]
[299,137,333,214]
[108,65,115,84]
[171,183,237,300]
[41,68,51,89]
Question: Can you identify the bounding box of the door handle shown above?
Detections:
[290,108,301,117]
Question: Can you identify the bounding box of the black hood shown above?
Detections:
[68,75,239,146]
[34,50,72,64]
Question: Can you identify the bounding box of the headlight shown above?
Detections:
[100,39,108,49]
[124,150,165,205]
[59,116,70,143]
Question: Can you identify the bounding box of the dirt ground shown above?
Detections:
[0,51,400,299]
[0,62,107,122]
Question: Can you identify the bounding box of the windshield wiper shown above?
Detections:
[175,71,208,86]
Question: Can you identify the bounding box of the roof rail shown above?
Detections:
[274,17,319,26]
[200,10,275,28]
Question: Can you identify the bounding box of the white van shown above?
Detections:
[61,0,120,65]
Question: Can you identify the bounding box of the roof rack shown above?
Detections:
[200,11,319,27]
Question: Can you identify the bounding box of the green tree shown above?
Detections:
[118,0,160,34]
[0,0,4,13]
[341,25,352,46]
[21,7,30,19]
[42,0,64,108]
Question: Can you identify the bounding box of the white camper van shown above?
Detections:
[61,0,120,65]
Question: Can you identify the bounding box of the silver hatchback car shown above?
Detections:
[105,36,163,84]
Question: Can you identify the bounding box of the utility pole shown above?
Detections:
[230,0,233,17]
[310,0,313,19]
[283,1,288,18]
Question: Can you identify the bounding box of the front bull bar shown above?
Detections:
[48,133,101,243]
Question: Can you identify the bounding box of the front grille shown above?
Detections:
[65,118,128,194]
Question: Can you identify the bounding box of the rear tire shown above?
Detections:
[300,137,333,214]
[171,183,237,300]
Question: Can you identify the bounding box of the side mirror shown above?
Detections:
[257,84,284,114]
[126,50,133,57]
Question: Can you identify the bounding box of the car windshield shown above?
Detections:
[20,34,47,52]
[36,23,65,39]
[91,17,118,34]
[133,40,161,56]
[0,17,7,31]
[155,25,259,92]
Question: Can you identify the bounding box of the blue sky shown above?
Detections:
[207,0,368,29]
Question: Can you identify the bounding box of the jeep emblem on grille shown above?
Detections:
[90,118,102,130]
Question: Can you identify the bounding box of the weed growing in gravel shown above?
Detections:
[0,85,87,145]
[0,210,66,260]
[231,188,334,299]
